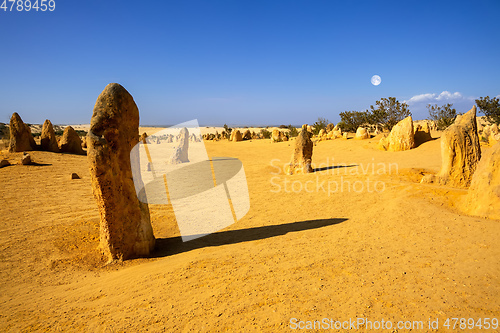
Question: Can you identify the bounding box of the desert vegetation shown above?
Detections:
[427,103,458,130]
[337,97,411,132]
[476,96,500,125]
[260,128,271,139]
[311,117,329,135]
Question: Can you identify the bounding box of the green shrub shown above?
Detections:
[287,125,299,137]
[75,130,87,137]
[0,123,8,140]
[476,96,500,125]
[312,117,329,135]
[369,97,411,130]
[223,124,232,139]
[338,111,369,132]
[427,103,457,130]
[260,128,271,139]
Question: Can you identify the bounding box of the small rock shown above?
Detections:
[0,159,10,168]
[355,127,369,140]
[71,173,80,179]
[21,152,32,165]
[421,174,436,184]
[232,129,243,142]
[378,116,415,151]
[270,129,284,143]
[242,129,252,140]
[60,126,85,155]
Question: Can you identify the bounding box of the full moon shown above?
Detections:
[371,75,381,86]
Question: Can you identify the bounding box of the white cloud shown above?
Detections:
[403,91,477,119]
[404,91,474,105]
[436,91,463,100]
[405,93,436,104]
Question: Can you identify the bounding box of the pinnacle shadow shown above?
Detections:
[30,162,52,166]
[152,217,347,258]
[414,137,438,148]
[314,164,358,173]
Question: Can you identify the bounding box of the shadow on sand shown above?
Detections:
[30,162,53,166]
[314,164,358,173]
[414,137,438,148]
[0,162,52,168]
[153,217,347,258]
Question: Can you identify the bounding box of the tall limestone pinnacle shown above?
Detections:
[87,83,155,262]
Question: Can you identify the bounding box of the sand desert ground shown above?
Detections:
[0,125,499,332]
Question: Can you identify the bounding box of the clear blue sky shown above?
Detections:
[1,0,499,126]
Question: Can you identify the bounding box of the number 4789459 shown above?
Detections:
[1,0,55,11]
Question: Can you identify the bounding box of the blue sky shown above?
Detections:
[1,0,499,126]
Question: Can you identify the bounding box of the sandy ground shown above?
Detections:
[0,131,499,332]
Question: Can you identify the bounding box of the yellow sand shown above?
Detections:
[0,132,499,332]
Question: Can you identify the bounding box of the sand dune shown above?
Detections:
[0,134,499,332]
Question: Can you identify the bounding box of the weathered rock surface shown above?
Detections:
[271,129,284,143]
[169,127,189,164]
[436,106,481,188]
[21,152,32,165]
[286,124,313,175]
[242,129,252,140]
[332,129,342,138]
[477,122,483,133]
[462,142,500,219]
[87,83,155,261]
[377,134,389,150]
[414,121,433,147]
[40,119,59,153]
[232,129,243,142]
[490,124,499,144]
[378,116,415,151]
[8,112,36,152]
[354,127,369,140]
[60,126,85,155]
[483,125,491,138]
[490,132,500,144]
